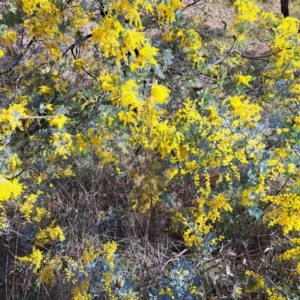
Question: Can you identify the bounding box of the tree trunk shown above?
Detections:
[281,0,289,17]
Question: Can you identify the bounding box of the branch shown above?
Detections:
[19,116,53,119]
[238,48,285,61]
[62,33,92,57]
[0,38,35,76]
[262,142,300,212]
[63,0,74,9]
[181,0,207,12]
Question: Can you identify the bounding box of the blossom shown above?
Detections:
[156,0,183,25]
[233,0,261,24]
[151,85,170,104]
[235,73,252,86]
[36,223,65,244]
[0,177,23,203]
[49,114,68,130]
[39,85,52,95]
[73,58,86,74]
[18,247,43,273]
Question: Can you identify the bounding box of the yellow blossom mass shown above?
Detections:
[235,73,252,86]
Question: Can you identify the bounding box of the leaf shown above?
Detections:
[0,12,23,27]
[247,205,263,220]
[161,191,175,208]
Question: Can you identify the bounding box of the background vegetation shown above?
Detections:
[1,0,300,299]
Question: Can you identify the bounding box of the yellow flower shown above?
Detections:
[46,104,53,111]
[0,177,23,203]
[156,0,183,25]
[73,58,86,74]
[18,247,43,273]
[51,132,74,158]
[235,73,252,86]
[7,153,22,172]
[287,163,295,173]
[39,85,52,95]
[49,114,68,130]
[7,31,17,43]
[151,85,170,104]
[36,223,65,244]
[233,0,261,24]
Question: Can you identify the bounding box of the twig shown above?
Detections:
[0,38,35,75]
[62,33,92,57]
[19,116,54,119]
[210,36,236,67]
[181,0,207,12]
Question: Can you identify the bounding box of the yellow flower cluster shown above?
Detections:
[22,0,62,40]
[123,30,146,57]
[246,270,284,298]
[129,43,158,71]
[278,237,300,275]
[183,228,203,248]
[82,244,102,268]
[261,193,300,234]
[7,153,22,173]
[72,280,91,300]
[19,192,49,222]
[159,287,175,299]
[273,17,300,69]
[189,283,203,296]
[39,85,52,96]
[111,0,147,29]
[73,58,87,74]
[130,173,163,213]
[55,165,75,178]
[0,103,27,133]
[0,28,17,48]
[49,114,68,130]
[0,177,23,203]
[51,132,75,159]
[156,0,183,25]
[69,2,88,32]
[227,95,261,127]
[103,241,118,299]
[0,204,8,230]
[241,188,254,207]
[92,15,158,68]
[18,247,43,274]
[92,16,125,64]
[181,194,232,249]
[103,240,118,269]
[40,255,62,286]
[162,27,203,65]
[36,222,65,245]
[266,287,285,300]
[245,270,265,293]
[207,193,232,222]
[233,0,261,24]
[64,257,84,285]
[235,73,252,87]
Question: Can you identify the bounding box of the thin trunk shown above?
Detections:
[281,0,289,17]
